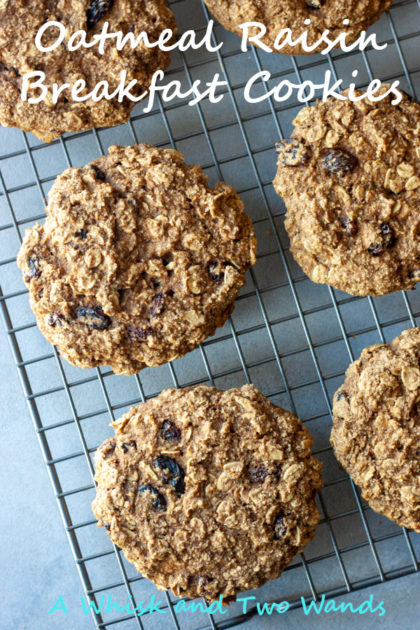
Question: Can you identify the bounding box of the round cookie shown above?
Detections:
[17,144,256,375]
[273,87,420,296]
[203,0,392,56]
[0,1,176,141]
[331,328,420,532]
[92,384,323,601]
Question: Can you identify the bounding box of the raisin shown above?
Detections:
[161,420,181,443]
[25,257,41,282]
[274,513,288,540]
[367,242,383,256]
[154,456,185,496]
[152,278,161,288]
[249,463,268,484]
[90,164,106,181]
[408,269,420,280]
[368,223,395,256]
[150,291,174,316]
[77,228,88,239]
[0,62,20,77]
[336,391,349,402]
[151,293,166,317]
[322,149,358,175]
[380,223,395,249]
[306,0,325,7]
[137,484,166,511]
[74,305,110,330]
[127,326,153,341]
[47,312,63,327]
[276,139,310,166]
[121,441,136,453]
[339,216,358,237]
[194,575,216,598]
[86,0,114,29]
[103,523,111,531]
[102,440,116,457]
[209,261,224,282]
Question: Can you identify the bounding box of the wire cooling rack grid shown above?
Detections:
[1,0,420,628]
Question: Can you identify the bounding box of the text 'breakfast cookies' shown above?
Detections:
[331,328,420,532]
[92,385,323,602]
[273,86,420,296]
[17,144,256,375]
[0,0,176,140]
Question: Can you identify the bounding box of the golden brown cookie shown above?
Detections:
[92,384,323,602]
[273,87,420,296]
[0,1,176,141]
[203,0,392,55]
[17,144,256,375]
[331,328,420,532]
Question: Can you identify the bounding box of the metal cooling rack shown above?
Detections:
[1,0,420,628]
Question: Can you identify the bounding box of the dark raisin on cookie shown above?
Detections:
[367,242,383,256]
[151,293,166,317]
[90,164,107,181]
[249,463,268,484]
[137,484,167,511]
[127,326,153,341]
[408,269,420,280]
[209,261,225,282]
[47,312,63,327]
[339,216,358,237]
[322,149,358,175]
[77,228,88,239]
[276,139,310,166]
[0,61,20,77]
[274,514,288,539]
[102,440,116,457]
[380,223,395,249]
[121,441,136,453]
[86,0,114,29]
[195,575,216,598]
[306,0,325,7]
[74,305,110,330]
[336,391,349,402]
[368,223,395,256]
[154,456,185,496]
[161,420,181,443]
[25,257,41,282]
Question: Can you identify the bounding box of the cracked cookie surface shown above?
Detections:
[0,0,176,141]
[17,144,256,375]
[203,0,392,55]
[331,328,420,532]
[92,384,323,601]
[273,87,420,296]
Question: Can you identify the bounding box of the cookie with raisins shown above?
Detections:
[92,384,323,602]
[203,0,392,56]
[17,144,256,374]
[0,1,176,141]
[331,327,420,532]
[273,86,420,296]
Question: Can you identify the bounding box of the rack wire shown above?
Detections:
[1,0,419,628]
